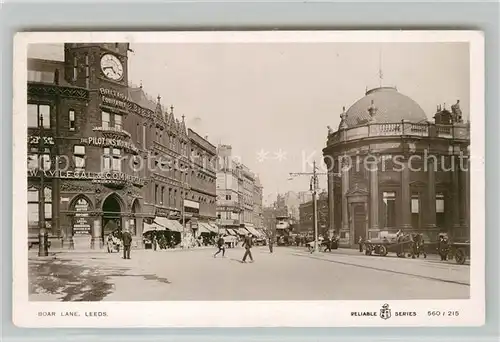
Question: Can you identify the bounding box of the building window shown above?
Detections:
[155,184,159,204]
[411,193,420,230]
[114,114,122,130]
[436,193,446,229]
[27,186,52,228]
[102,111,110,128]
[382,191,396,228]
[103,148,111,170]
[73,145,85,171]
[28,104,50,128]
[73,55,78,80]
[69,109,75,131]
[85,54,90,88]
[111,148,121,171]
[160,186,165,205]
[142,125,146,147]
[28,70,55,84]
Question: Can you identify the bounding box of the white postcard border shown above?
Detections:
[12,31,485,328]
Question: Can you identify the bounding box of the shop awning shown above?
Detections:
[154,217,183,232]
[235,228,249,235]
[197,222,212,234]
[225,229,236,236]
[208,222,220,234]
[244,225,260,237]
[143,222,165,233]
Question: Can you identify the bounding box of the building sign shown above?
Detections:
[80,137,139,154]
[99,87,154,118]
[28,136,55,145]
[184,199,200,209]
[30,170,145,186]
[190,219,199,229]
[73,198,91,235]
[99,88,128,111]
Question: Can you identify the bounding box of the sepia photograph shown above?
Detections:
[12,31,484,327]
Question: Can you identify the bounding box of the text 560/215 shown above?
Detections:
[428,311,460,317]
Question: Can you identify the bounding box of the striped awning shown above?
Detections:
[154,217,183,232]
[244,225,260,237]
[143,222,165,233]
[235,228,249,235]
[197,222,212,234]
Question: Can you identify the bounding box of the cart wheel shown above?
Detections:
[455,248,466,265]
[379,245,388,256]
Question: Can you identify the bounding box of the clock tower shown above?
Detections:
[64,43,130,90]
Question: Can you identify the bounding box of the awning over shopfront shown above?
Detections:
[197,222,212,234]
[225,229,236,235]
[154,217,183,233]
[235,228,249,235]
[244,225,260,237]
[208,222,220,234]
[143,222,165,233]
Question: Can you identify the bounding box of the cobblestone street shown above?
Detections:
[29,246,470,301]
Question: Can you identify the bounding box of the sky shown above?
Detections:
[28,42,470,205]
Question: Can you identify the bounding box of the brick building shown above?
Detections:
[27,43,216,249]
[323,86,470,247]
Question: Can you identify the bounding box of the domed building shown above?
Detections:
[323,86,470,247]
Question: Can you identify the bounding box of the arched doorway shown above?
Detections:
[102,194,122,238]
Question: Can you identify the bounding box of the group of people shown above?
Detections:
[106,229,133,259]
[213,233,256,263]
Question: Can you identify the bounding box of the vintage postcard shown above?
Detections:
[12,31,484,327]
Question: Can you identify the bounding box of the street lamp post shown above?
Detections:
[289,160,325,253]
[38,115,48,257]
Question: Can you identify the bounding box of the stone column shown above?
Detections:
[64,214,75,250]
[341,157,350,243]
[327,171,335,233]
[426,158,437,230]
[92,219,103,249]
[369,161,379,236]
[401,158,412,230]
[452,161,462,236]
[464,157,470,238]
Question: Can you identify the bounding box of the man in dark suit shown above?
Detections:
[122,229,132,260]
[242,233,254,263]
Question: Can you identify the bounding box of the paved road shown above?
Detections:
[29,246,469,301]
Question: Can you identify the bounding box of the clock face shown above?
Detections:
[100,54,124,81]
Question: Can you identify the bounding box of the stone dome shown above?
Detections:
[344,87,428,127]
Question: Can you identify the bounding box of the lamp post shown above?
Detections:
[38,115,48,257]
[289,160,325,253]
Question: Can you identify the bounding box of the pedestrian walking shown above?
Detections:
[214,235,226,258]
[358,236,363,252]
[122,229,132,260]
[268,236,274,253]
[242,233,254,263]
[324,237,332,252]
[152,234,158,251]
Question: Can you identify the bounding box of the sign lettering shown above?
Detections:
[80,137,139,154]
[73,198,91,235]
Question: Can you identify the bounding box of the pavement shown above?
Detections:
[29,246,470,301]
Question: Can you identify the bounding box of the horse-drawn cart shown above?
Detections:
[364,231,425,258]
[447,241,470,265]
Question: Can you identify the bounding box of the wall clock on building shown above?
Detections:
[100,54,124,81]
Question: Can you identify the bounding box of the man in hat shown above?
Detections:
[214,234,226,258]
[242,233,254,263]
[122,228,132,260]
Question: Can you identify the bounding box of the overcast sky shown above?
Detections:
[127,42,469,204]
[29,42,470,205]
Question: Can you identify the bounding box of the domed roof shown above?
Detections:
[344,87,427,127]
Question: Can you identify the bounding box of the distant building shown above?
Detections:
[215,145,262,236]
[298,191,329,235]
